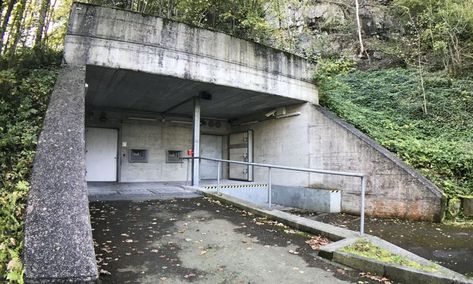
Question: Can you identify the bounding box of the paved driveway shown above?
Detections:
[90,197,377,283]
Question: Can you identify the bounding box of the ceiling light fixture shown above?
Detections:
[276,112,301,119]
[170,120,193,125]
[128,116,157,122]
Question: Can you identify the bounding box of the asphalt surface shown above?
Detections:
[90,197,386,283]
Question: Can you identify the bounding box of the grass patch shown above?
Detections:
[341,239,438,272]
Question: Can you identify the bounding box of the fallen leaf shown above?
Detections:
[100,269,111,275]
[305,235,331,251]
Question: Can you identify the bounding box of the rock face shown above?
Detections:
[265,0,400,59]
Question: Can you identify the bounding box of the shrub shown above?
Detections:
[0,49,59,282]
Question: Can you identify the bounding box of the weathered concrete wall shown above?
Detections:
[231,103,443,221]
[120,122,190,182]
[272,186,341,213]
[23,67,98,282]
[308,106,444,221]
[65,3,318,104]
[209,185,341,213]
[86,110,230,182]
[232,103,311,186]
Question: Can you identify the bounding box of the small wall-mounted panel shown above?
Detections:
[128,149,148,163]
[166,150,182,163]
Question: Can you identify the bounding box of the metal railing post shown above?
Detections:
[268,167,272,209]
[186,159,190,186]
[185,157,366,219]
[360,176,366,235]
[217,161,221,195]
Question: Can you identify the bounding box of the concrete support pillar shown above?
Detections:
[192,96,201,186]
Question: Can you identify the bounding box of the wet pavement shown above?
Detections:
[90,197,389,283]
[292,211,473,277]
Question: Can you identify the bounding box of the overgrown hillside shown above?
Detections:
[0,50,60,282]
[317,64,473,202]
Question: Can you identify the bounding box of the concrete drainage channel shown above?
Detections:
[188,188,472,284]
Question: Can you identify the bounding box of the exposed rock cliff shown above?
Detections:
[266,0,401,63]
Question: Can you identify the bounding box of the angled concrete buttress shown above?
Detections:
[23,66,98,282]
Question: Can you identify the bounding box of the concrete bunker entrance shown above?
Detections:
[22,4,448,282]
[84,65,305,188]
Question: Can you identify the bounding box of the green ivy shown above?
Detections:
[318,66,473,202]
[0,48,60,283]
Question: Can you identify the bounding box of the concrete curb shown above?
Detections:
[194,189,472,284]
[332,250,470,284]
[322,235,472,284]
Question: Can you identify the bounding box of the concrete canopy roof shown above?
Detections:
[68,3,318,114]
[86,65,305,119]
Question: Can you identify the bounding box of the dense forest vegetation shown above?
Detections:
[1,0,472,282]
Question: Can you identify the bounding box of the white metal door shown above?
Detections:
[229,130,253,181]
[85,127,118,181]
[200,135,223,179]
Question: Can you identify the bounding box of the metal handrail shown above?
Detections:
[184,156,366,235]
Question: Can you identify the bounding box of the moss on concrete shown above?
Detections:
[340,239,438,272]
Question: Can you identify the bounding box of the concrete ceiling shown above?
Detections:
[85,65,303,119]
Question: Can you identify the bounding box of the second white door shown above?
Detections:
[200,135,223,179]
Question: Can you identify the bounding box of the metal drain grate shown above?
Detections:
[202,183,268,190]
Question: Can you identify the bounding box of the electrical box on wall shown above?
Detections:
[166,150,183,163]
[128,149,148,163]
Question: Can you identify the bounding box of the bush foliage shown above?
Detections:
[0,49,60,283]
[392,0,473,74]
[318,64,473,199]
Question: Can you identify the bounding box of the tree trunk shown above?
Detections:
[7,0,26,66]
[20,1,34,48]
[355,0,365,57]
[0,0,17,54]
[42,0,57,45]
[0,0,4,23]
[34,0,51,48]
